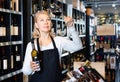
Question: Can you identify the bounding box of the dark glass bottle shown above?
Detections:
[78,60,105,82]
[31,48,40,72]
[11,17,20,41]
[14,46,21,70]
[0,15,6,42]
[0,0,4,8]
[10,52,14,71]
[1,47,8,75]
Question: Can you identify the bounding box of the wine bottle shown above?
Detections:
[13,18,19,36]
[10,18,14,36]
[10,0,19,11]
[0,15,6,42]
[10,52,14,71]
[14,46,21,70]
[78,65,92,82]
[11,17,19,41]
[0,0,4,8]
[1,47,8,75]
[79,60,105,82]
[31,48,41,72]
[89,68,105,82]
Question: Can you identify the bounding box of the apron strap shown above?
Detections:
[50,36,57,49]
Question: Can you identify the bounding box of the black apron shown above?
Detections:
[29,37,62,82]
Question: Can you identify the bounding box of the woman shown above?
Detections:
[22,10,83,82]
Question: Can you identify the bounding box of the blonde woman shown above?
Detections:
[22,10,83,82]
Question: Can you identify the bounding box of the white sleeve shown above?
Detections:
[22,42,33,75]
[61,26,83,53]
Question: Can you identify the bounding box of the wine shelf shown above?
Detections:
[0,8,22,14]
[0,69,22,81]
[0,0,23,82]
[0,41,22,46]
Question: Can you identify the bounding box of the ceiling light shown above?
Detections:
[112,4,116,7]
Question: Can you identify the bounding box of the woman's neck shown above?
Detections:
[39,33,51,46]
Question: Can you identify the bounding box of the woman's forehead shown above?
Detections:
[38,13,50,19]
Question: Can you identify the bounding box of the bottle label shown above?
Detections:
[16,55,20,61]
[11,55,14,69]
[14,26,18,35]
[3,59,7,70]
[11,26,18,36]
[0,27,2,36]
[0,27,6,36]
[35,60,40,71]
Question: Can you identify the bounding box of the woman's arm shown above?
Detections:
[22,42,33,75]
[56,27,83,52]
[60,16,83,52]
[60,26,83,53]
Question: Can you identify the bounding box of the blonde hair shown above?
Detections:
[32,10,54,38]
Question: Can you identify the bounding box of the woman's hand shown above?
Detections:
[64,16,74,27]
[30,61,39,71]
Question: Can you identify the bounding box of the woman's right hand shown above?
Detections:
[64,16,74,27]
[30,61,39,71]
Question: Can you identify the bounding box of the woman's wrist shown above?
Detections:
[65,20,74,27]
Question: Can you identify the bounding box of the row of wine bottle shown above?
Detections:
[61,52,86,71]
[95,35,116,62]
[0,14,20,42]
[0,45,22,76]
[51,21,86,37]
[94,35,117,82]
[96,36,116,48]
[0,0,19,11]
[64,60,105,82]
[74,24,86,35]
[72,9,86,22]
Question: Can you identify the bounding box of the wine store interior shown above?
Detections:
[0,0,120,82]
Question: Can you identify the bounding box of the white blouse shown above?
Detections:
[22,27,83,75]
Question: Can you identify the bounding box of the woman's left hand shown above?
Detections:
[64,16,74,27]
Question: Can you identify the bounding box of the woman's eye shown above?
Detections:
[47,18,51,21]
[39,18,51,22]
[39,19,44,21]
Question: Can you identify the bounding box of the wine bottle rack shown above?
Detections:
[95,35,117,82]
[0,69,22,81]
[0,0,23,82]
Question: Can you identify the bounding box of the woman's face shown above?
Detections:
[35,13,52,33]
